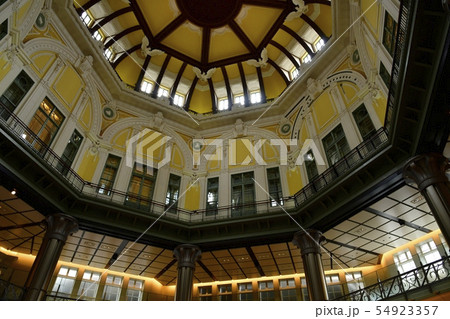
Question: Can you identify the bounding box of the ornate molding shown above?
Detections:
[173,244,201,269]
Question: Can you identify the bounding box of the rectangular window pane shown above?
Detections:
[267,167,283,206]
[353,104,375,140]
[382,11,398,57]
[206,177,219,216]
[125,163,157,209]
[166,174,181,213]
[57,129,83,176]
[98,155,121,196]
[26,99,65,153]
[231,172,255,216]
[322,124,350,166]
[0,70,34,119]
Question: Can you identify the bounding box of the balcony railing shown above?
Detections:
[384,0,412,132]
[293,128,388,207]
[0,101,390,223]
[0,279,24,301]
[335,256,450,301]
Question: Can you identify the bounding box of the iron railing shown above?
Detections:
[384,0,412,132]
[293,128,388,206]
[0,279,24,301]
[335,256,450,301]
[0,102,390,222]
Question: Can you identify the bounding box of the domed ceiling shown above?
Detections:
[74,0,332,114]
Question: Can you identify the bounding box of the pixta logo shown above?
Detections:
[192,138,325,167]
[126,129,172,174]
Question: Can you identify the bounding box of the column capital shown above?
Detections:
[292,229,325,255]
[173,244,201,269]
[403,153,449,191]
[44,214,78,242]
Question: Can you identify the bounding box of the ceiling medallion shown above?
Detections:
[176,0,242,28]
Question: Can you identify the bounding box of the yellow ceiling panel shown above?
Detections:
[283,17,306,33]
[237,5,283,47]
[161,23,202,62]
[272,29,292,47]
[209,28,249,62]
[312,5,333,37]
[115,55,141,87]
[183,66,196,81]
[211,68,224,83]
[105,0,128,11]
[224,64,240,80]
[266,45,282,62]
[125,29,145,49]
[189,88,212,114]
[73,0,90,9]
[116,12,139,32]
[241,62,256,75]
[166,57,183,75]
[137,0,180,36]
[150,54,167,67]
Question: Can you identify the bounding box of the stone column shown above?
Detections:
[23,214,78,301]
[403,153,450,244]
[293,229,328,301]
[173,244,201,301]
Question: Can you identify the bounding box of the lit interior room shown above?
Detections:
[0,0,449,302]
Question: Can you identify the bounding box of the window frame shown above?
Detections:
[97,154,121,196]
[140,79,154,94]
[231,171,256,216]
[266,167,283,207]
[27,98,65,152]
[165,173,181,213]
[125,163,158,209]
[322,124,350,166]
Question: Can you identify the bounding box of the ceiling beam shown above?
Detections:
[267,245,281,275]
[229,20,256,53]
[129,0,154,40]
[154,14,187,42]
[305,0,332,6]
[170,62,187,105]
[238,62,250,106]
[228,249,248,278]
[210,251,232,280]
[184,77,199,111]
[104,25,141,49]
[246,247,265,277]
[326,239,380,256]
[139,248,165,276]
[286,243,297,273]
[154,259,176,279]
[151,55,171,98]
[201,28,211,66]
[242,0,290,9]
[256,67,267,103]
[280,25,315,57]
[269,40,300,69]
[0,221,43,231]
[197,260,217,281]
[365,207,432,233]
[112,44,140,69]
[301,14,330,41]
[124,245,149,273]
[88,235,106,266]
[221,66,233,111]
[134,55,151,92]
[90,7,133,34]
[268,59,289,85]
[208,78,217,114]
[256,6,294,52]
